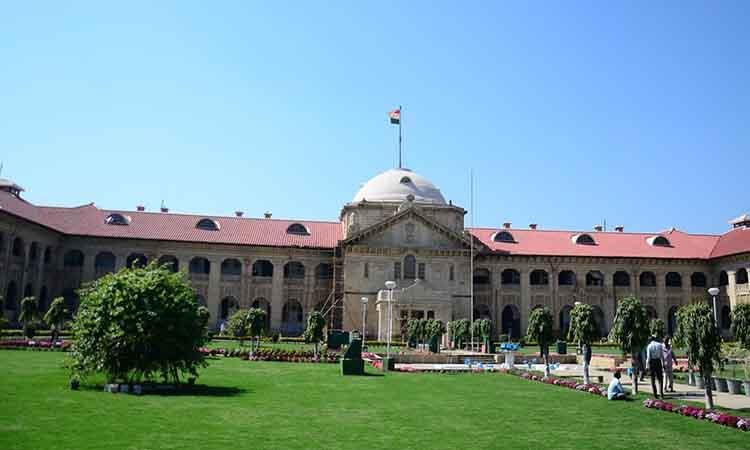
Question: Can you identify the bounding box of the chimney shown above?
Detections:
[614,226,624,232]
[529,223,538,230]
[235,211,244,217]
[593,225,603,232]
[503,222,512,229]
[136,205,145,212]
[264,212,272,219]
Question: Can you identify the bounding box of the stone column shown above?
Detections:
[207,257,222,327]
[728,270,737,310]
[270,258,285,332]
[19,242,31,298]
[519,268,530,334]
[35,249,45,300]
[656,270,667,320]
[632,269,640,298]
[682,271,692,303]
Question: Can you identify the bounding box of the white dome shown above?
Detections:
[352,168,446,204]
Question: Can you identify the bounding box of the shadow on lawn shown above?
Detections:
[79,384,246,397]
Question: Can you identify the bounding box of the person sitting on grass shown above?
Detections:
[608,371,627,400]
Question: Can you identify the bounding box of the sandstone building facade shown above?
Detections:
[1,169,749,339]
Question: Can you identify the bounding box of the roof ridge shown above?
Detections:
[468,226,721,237]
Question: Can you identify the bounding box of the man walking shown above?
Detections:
[646,336,665,399]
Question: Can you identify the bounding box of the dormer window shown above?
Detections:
[572,233,596,245]
[196,218,220,231]
[647,236,671,247]
[492,231,515,243]
[105,213,130,226]
[400,176,412,184]
[286,223,309,235]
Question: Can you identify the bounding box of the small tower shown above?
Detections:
[0,178,24,198]
[729,213,750,229]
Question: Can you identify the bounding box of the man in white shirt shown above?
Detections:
[646,336,665,399]
[608,371,627,400]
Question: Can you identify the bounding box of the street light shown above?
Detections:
[360,297,369,345]
[708,287,720,328]
[385,281,397,359]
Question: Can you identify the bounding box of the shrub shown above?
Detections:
[71,262,209,384]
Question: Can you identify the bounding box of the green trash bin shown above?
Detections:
[556,341,567,355]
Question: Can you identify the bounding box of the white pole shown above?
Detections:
[387,288,392,359]
[712,295,718,328]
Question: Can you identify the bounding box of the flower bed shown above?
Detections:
[0,339,71,351]
[198,347,339,363]
[643,398,749,432]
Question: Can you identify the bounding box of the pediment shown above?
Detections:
[343,206,486,252]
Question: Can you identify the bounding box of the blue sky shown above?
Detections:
[1,1,748,234]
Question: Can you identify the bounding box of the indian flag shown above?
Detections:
[389,108,401,124]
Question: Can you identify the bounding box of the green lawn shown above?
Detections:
[1,351,748,450]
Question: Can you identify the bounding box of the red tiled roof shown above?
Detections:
[710,226,750,258]
[4,190,750,259]
[0,191,342,249]
[468,227,722,260]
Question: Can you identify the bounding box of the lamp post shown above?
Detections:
[361,297,369,345]
[385,281,397,359]
[708,287,720,328]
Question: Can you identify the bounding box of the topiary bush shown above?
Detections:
[71,262,209,385]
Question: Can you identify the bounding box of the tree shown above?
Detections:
[449,319,471,349]
[731,304,750,351]
[527,307,554,377]
[425,319,446,353]
[18,296,40,339]
[304,311,326,359]
[650,318,666,341]
[43,297,68,343]
[568,303,598,385]
[472,318,492,353]
[226,308,266,352]
[674,302,723,409]
[71,262,209,385]
[406,319,420,348]
[609,296,651,394]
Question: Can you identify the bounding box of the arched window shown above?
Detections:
[613,271,630,287]
[39,286,48,312]
[572,234,596,245]
[648,236,671,247]
[404,255,417,280]
[43,246,52,265]
[105,213,130,225]
[473,268,491,285]
[220,297,238,320]
[284,261,305,279]
[252,298,271,331]
[12,237,24,257]
[667,306,679,336]
[737,268,749,285]
[221,258,242,276]
[586,271,604,287]
[281,299,304,335]
[493,231,515,243]
[591,306,607,337]
[0,232,4,253]
[62,288,79,315]
[500,304,521,340]
[559,305,573,337]
[4,281,17,310]
[721,305,731,330]
[189,257,211,275]
[252,260,274,277]
[63,250,84,268]
[29,242,39,261]
[558,270,576,286]
[691,272,707,288]
[196,218,220,231]
[645,306,657,320]
[473,304,492,320]
[665,272,682,288]
[316,263,333,280]
[640,271,656,287]
[530,269,549,286]
[719,271,729,286]
[286,223,309,235]
[126,253,148,269]
[157,255,179,273]
[95,252,116,275]
[24,283,33,297]
[501,269,520,285]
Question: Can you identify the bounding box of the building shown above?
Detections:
[1,169,749,339]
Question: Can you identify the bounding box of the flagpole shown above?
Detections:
[398,104,402,169]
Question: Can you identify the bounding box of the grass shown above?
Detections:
[1,351,749,449]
